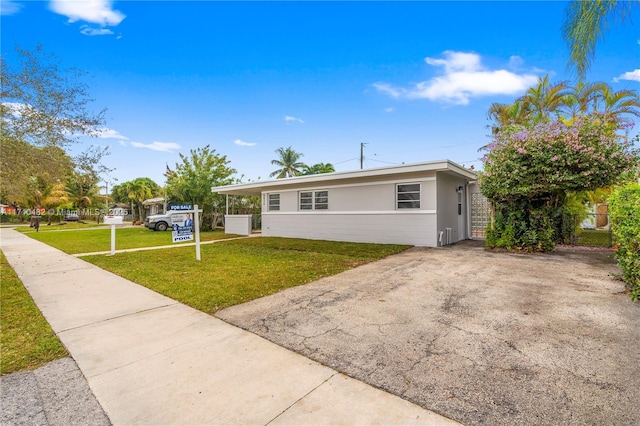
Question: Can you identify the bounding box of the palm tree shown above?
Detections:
[562,81,609,122]
[42,180,68,225]
[66,172,100,219]
[486,101,531,134]
[562,0,637,80]
[517,75,570,122]
[127,178,153,222]
[270,146,306,178]
[601,86,640,122]
[302,163,336,175]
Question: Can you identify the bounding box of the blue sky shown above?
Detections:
[2,0,639,188]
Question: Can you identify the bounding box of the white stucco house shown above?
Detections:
[212,160,479,247]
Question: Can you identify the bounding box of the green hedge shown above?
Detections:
[0,214,65,224]
[609,183,640,301]
[485,200,558,252]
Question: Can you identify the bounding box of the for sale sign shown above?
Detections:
[172,211,194,243]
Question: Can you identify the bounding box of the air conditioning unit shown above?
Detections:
[439,228,453,246]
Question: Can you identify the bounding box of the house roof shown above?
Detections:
[212,160,477,197]
[142,197,165,205]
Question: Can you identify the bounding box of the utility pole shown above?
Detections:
[360,142,367,169]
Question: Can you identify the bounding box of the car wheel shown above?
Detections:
[156,222,168,231]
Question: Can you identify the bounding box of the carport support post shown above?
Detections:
[194,204,201,261]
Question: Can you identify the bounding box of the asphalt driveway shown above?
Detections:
[217,240,640,426]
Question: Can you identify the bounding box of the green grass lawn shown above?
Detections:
[84,237,411,314]
[15,221,108,232]
[20,227,239,254]
[575,229,612,247]
[0,251,67,375]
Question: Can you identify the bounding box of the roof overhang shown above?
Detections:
[212,160,478,197]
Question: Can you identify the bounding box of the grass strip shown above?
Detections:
[85,237,411,314]
[576,229,612,247]
[0,251,67,375]
[20,227,239,254]
[15,222,107,232]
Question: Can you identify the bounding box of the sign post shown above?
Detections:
[194,204,201,261]
[104,215,124,255]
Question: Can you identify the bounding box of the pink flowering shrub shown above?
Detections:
[481,113,638,251]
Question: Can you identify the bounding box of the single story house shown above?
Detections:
[212,160,479,247]
[142,197,166,216]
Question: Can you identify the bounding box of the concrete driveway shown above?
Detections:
[217,241,640,426]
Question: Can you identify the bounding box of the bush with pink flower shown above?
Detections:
[481,113,638,251]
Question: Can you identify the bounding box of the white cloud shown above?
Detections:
[372,83,402,99]
[284,115,304,124]
[49,0,125,26]
[131,141,181,152]
[613,69,640,83]
[234,139,256,147]
[1,101,29,117]
[95,127,128,140]
[1,0,22,15]
[508,55,524,70]
[384,107,394,113]
[374,50,539,105]
[80,25,114,36]
[425,51,481,73]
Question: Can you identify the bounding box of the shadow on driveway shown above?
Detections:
[217,241,640,426]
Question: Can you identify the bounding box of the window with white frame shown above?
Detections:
[314,191,328,210]
[299,190,328,210]
[268,193,280,211]
[396,183,420,209]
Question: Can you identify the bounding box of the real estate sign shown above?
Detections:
[171,213,193,243]
[169,204,194,243]
[168,204,202,261]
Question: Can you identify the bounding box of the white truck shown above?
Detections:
[144,211,178,231]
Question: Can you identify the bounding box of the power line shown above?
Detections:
[367,158,403,165]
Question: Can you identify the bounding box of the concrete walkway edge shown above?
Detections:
[1,228,459,425]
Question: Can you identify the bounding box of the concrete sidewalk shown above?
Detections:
[0,228,458,425]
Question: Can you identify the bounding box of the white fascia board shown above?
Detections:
[212,159,477,196]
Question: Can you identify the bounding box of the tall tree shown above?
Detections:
[112,177,160,222]
[486,101,531,134]
[166,145,236,225]
[65,172,100,219]
[602,86,640,123]
[0,136,74,205]
[302,163,335,175]
[562,0,637,80]
[128,178,154,222]
[270,146,306,178]
[41,180,68,224]
[518,75,570,122]
[562,81,610,122]
[1,44,105,147]
[487,78,640,131]
[0,45,109,206]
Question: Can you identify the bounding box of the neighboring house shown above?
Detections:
[142,197,166,216]
[110,203,130,215]
[0,204,12,214]
[109,203,132,221]
[212,160,478,247]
